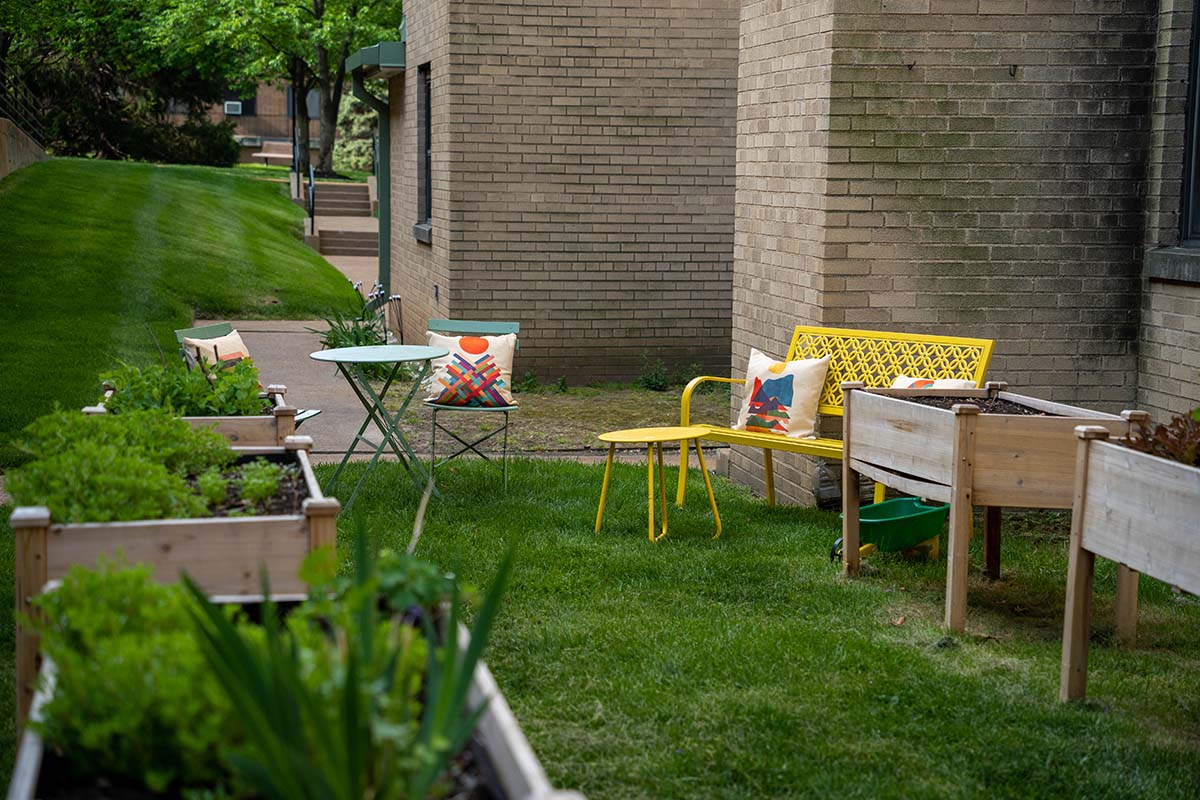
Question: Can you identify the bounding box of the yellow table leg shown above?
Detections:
[675,439,688,507]
[647,444,656,541]
[655,442,668,541]
[873,481,886,504]
[595,443,615,534]
[694,439,722,538]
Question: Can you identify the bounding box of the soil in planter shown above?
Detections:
[184,462,309,517]
[894,395,1059,417]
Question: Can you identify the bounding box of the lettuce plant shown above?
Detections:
[1129,406,1200,467]
[102,360,267,417]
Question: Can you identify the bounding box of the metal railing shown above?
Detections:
[0,59,47,146]
[306,163,316,235]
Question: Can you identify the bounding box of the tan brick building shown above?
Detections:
[385,0,740,383]
[370,0,1200,503]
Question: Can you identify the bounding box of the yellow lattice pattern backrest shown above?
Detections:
[786,326,995,416]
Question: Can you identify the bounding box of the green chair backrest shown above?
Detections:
[175,322,233,344]
[428,319,519,337]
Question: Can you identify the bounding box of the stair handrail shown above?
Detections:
[0,58,48,147]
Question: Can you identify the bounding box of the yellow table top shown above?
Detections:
[597,426,709,444]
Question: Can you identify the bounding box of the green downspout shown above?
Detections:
[351,72,390,292]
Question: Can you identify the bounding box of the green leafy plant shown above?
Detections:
[238,459,285,506]
[512,370,540,394]
[197,468,230,506]
[101,360,267,417]
[1129,407,1200,467]
[30,560,239,793]
[185,521,514,800]
[636,351,670,392]
[308,300,398,381]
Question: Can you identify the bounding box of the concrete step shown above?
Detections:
[321,244,379,256]
[316,184,369,197]
[315,204,371,216]
[321,231,378,243]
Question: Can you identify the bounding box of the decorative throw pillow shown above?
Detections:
[424,332,517,407]
[733,349,830,438]
[890,375,977,390]
[182,330,251,370]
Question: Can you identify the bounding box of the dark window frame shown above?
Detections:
[1182,11,1200,245]
[414,63,433,244]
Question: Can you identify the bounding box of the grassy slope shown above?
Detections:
[339,460,1200,800]
[0,159,361,465]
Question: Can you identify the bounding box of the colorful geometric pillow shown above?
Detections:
[424,332,517,407]
[890,375,977,390]
[182,330,251,370]
[733,349,830,438]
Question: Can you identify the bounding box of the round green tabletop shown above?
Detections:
[309,345,448,364]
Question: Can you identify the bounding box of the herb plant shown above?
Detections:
[1129,406,1200,467]
[308,297,399,381]
[102,360,267,417]
[31,560,239,794]
[197,468,230,506]
[237,459,285,506]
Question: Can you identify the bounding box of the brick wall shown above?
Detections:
[389,0,453,344]
[389,0,740,383]
[1139,2,1200,423]
[733,0,1159,504]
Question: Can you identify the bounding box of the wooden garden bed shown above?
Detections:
[8,610,584,800]
[1061,427,1200,700]
[8,435,339,728]
[841,381,1147,631]
[83,383,299,447]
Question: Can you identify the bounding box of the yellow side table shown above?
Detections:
[594,426,722,541]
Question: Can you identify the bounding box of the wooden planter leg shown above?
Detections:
[984,506,1002,580]
[11,507,50,733]
[1060,426,1108,701]
[1115,564,1139,645]
[841,382,866,577]
[944,405,979,632]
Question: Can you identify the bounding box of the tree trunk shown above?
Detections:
[314,41,348,176]
[291,57,312,178]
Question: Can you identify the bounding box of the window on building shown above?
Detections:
[1184,11,1200,244]
[415,63,432,244]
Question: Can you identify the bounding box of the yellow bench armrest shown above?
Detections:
[680,375,744,426]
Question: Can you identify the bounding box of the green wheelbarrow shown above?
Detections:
[832,497,950,562]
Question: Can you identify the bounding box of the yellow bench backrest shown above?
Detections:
[786,326,995,417]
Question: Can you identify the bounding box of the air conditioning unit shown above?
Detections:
[224,101,243,116]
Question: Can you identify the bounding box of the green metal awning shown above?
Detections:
[346,40,405,79]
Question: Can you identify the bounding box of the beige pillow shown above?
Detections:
[734,349,830,438]
[424,331,517,407]
[183,330,251,369]
[890,375,976,390]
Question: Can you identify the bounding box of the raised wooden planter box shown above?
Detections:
[1060,428,1200,700]
[8,610,584,800]
[83,383,299,447]
[8,435,339,727]
[841,381,1147,632]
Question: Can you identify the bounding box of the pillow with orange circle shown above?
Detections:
[423,332,517,407]
[890,375,977,390]
[733,349,830,438]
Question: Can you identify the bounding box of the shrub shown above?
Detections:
[31,561,240,793]
[308,300,397,381]
[101,361,266,418]
[1129,407,1200,467]
[636,352,669,392]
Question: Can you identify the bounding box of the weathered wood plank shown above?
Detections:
[846,391,957,486]
[46,517,310,596]
[944,406,978,632]
[846,459,953,504]
[1080,440,1200,596]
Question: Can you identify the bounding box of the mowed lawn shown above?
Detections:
[332,460,1200,800]
[0,158,360,465]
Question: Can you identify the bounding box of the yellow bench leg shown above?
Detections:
[873,481,886,504]
[694,439,722,538]
[763,448,775,507]
[595,443,615,534]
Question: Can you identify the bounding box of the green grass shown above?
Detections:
[0,158,361,465]
[233,163,371,183]
[331,460,1200,800]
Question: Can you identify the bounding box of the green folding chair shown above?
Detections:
[173,323,321,427]
[425,319,519,490]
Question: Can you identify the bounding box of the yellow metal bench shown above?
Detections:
[677,326,995,507]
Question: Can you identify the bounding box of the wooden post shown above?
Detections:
[304,498,341,552]
[841,382,866,577]
[11,507,50,732]
[944,404,979,632]
[1115,565,1139,645]
[984,505,1002,580]
[1060,426,1109,701]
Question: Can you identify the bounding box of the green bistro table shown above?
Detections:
[310,344,448,510]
